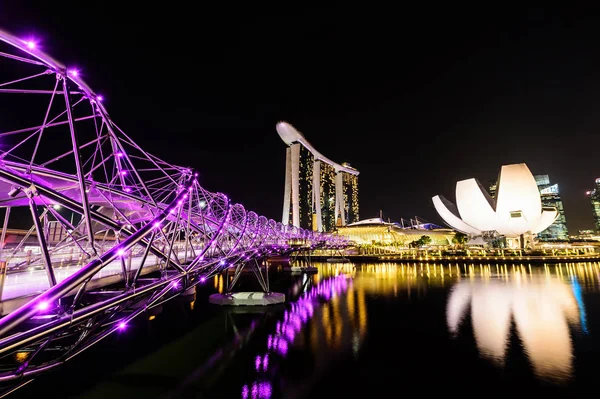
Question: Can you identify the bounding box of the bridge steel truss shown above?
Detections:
[0,28,348,393]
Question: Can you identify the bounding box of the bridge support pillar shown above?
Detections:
[209,259,285,306]
[208,291,285,306]
[284,245,318,274]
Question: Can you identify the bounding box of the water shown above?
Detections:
[9,262,600,398]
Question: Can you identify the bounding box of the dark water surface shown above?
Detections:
[11,262,600,398]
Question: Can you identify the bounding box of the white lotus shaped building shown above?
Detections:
[432,163,558,238]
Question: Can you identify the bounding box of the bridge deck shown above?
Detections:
[0,249,192,315]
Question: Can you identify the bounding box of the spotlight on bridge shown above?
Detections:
[52,204,61,210]
[117,321,126,330]
[7,186,21,198]
[37,301,49,311]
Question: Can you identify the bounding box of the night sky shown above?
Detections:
[1,5,600,231]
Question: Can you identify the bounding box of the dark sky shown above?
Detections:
[2,5,600,231]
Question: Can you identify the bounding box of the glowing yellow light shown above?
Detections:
[14,352,30,363]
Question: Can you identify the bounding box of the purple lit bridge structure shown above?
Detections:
[0,29,349,392]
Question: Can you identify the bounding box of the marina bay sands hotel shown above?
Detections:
[277,122,359,232]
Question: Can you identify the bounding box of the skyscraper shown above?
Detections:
[488,174,568,240]
[534,175,568,241]
[586,178,600,232]
[278,122,359,232]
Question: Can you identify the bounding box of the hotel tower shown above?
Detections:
[278,122,359,232]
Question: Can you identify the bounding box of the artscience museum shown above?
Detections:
[432,163,558,247]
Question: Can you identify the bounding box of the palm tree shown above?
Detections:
[452,232,469,248]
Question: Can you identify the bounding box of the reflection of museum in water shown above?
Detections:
[320,261,593,383]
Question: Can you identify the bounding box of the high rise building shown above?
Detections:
[278,122,359,232]
[534,175,568,240]
[586,178,600,232]
[488,174,568,240]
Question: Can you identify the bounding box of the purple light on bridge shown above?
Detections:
[124,187,131,193]
[97,95,104,102]
[120,170,127,176]
[118,321,126,330]
[69,69,79,77]
[172,281,179,289]
[153,222,161,229]
[117,249,125,257]
[116,152,124,157]
[200,277,206,283]
[37,301,49,311]
[24,40,36,50]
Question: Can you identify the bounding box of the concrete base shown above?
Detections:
[283,266,318,274]
[209,292,285,306]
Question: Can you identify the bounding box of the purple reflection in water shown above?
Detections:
[241,274,351,397]
[255,355,261,371]
[242,381,272,399]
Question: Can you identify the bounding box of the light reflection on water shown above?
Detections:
[239,261,600,397]
[240,273,355,399]
[448,275,584,382]
[17,261,600,398]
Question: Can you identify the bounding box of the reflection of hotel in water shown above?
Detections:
[295,264,368,357]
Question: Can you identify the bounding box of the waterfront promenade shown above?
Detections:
[313,253,600,264]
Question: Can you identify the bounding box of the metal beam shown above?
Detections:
[62,74,96,256]
[28,195,56,287]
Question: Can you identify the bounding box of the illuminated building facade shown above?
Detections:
[489,174,568,240]
[342,164,360,225]
[488,180,497,199]
[335,218,454,246]
[433,163,557,243]
[534,175,568,240]
[586,178,600,232]
[279,122,359,232]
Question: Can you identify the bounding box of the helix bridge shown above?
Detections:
[0,28,349,393]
